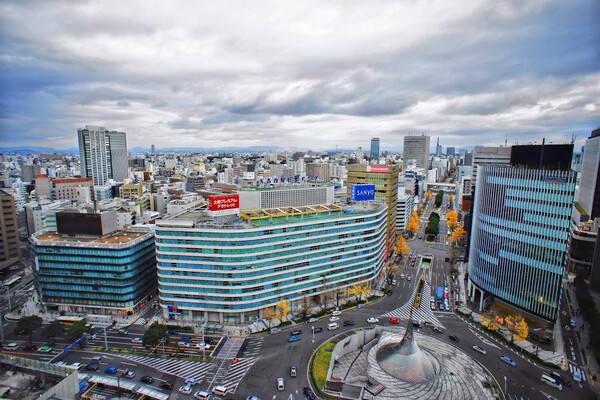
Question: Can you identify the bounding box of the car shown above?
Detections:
[85,363,99,371]
[313,327,323,333]
[277,377,284,391]
[105,366,118,374]
[329,316,339,322]
[430,302,436,310]
[424,321,434,327]
[185,377,198,386]
[38,345,53,353]
[91,355,103,363]
[132,337,143,344]
[290,329,303,336]
[550,372,571,386]
[308,317,319,323]
[178,341,191,347]
[438,303,445,311]
[288,335,301,343]
[389,317,400,325]
[392,279,397,286]
[570,319,577,327]
[246,397,262,400]
[573,368,582,382]
[194,390,211,399]
[118,329,128,335]
[472,345,487,355]
[500,356,516,366]
[167,329,179,335]
[449,334,459,342]
[331,310,341,316]
[196,343,211,350]
[23,345,38,352]
[344,320,356,327]
[367,317,379,324]
[433,326,444,334]
[55,361,68,366]
[270,327,281,334]
[357,302,365,308]
[179,385,193,395]
[303,387,317,400]
[70,362,82,370]
[412,321,421,328]
[123,369,135,379]
[181,336,192,342]
[290,365,297,377]
[400,274,405,280]
[140,375,155,384]
[407,276,411,281]
[160,381,174,389]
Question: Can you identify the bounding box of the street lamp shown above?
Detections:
[311,325,315,343]
[503,375,507,394]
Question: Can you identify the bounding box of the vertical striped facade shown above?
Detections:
[468,166,576,320]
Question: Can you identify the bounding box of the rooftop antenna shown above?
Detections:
[504,134,508,148]
[571,133,576,144]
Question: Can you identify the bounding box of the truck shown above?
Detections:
[437,286,443,301]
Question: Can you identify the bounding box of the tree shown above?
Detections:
[142,322,169,347]
[450,226,467,246]
[276,299,290,322]
[394,236,410,257]
[14,316,43,345]
[384,263,399,286]
[263,309,277,328]
[505,314,529,342]
[425,190,432,200]
[446,210,458,231]
[44,320,65,346]
[482,318,501,332]
[349,282,371,303]
[417,206,424,216]
[406,211,420,236]
[67,319,94,346]
[435,191,444,207]
[425,212,440,235]
[447,194,454,205]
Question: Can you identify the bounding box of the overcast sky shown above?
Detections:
[0,0,598,151]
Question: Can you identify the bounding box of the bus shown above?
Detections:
[437,286,443,301]
[56,316,85,326]
[2,274,22,288]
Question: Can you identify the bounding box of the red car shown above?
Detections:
[389,317,400,324]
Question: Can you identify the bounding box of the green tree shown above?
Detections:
[44,320,65,346]
[435,191,444,207]
[14,316,43,345]
[67,319,94,346]
[142,322,169,348]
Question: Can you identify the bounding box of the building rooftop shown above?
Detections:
[31,228,152,248]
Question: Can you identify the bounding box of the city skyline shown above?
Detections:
[0,1,598,151]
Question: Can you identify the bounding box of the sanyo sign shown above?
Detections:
[351,184,376,201]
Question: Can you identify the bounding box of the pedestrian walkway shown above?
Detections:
[241,336,264,358]
[133,317,147,326]
[216,337,245,359]
[382,278,445,329]
[119,354,212,381]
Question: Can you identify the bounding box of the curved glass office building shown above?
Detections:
[467,166,576,321]
[156,202,387,323]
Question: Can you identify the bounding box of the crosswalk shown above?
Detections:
[242,336,264,358]
[216,337,245,359]
[568,362,586,382]
[119,354,212,381]
[133,317,148,325]
[383,278,445,329]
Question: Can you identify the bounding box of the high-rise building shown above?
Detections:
[21,164,41,183]
[370,137,380,161]
[576,129,600,220]
[472,146,511,187]
[306,162,330,182]
[435,137,441,156]
[347,164,399,257]
[0,189,20,267]
[77,125,128,186]
[396,193,414,232]
[467,144,576,322]
[403,135,430,171]
[447,147,456,157]
[151,144,155,154]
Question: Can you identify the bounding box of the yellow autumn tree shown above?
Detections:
[425,190,432,200]
[263,308,277,328]
[394,236,410,257]
[447,194,454,204]
[482,318,501,332]
[505,314,529,342]
[446,210,458,230]
[450,226,467,246]
[276,299,290,322]
[350,282,371,303]
[406,211,420,236]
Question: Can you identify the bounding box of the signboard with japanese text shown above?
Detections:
[208,194,240,215]
[368,165,390,173]
[351,184,376,201]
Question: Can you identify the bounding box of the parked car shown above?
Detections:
[160,381,174,389]
[140,375,155,384]
[303,387,317,400]
[449,335,459,342]
[308,317,319,323]
[389,317,400,325]
[500,356,516,366]
[179,385,192,395]
[194,390,210,399]
[185,377,198,386]
[277,378,285,391]
[132,337,143,344]
[196,343,211,350]
[270,327,281,334]
[290,366,297,377]
[167,329,179,335]
[38,345,53,353]
[472,345,486,355]
[331,310,341,316]
[313,327,323,333]
[367,317,379,324]
[105,366,118,374]
[328,316,339,322]
[392,279,397,286]
[290,329,302,336]
[178,341,191,347]
[288,335,301,343]
[23,345,38,352]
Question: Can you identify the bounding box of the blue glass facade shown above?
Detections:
[468,166,576,321]
[31,229,156,314]
[156,202,387,323]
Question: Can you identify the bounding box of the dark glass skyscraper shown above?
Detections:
[370,137,380,160]
[78,125,128,185]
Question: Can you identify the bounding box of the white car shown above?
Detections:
[178,341,191,347]
[196,343,211,350]
[308,317,319,323]
[132,338,143,343]
[194,390,210,400]
[328,316,340,322]
[179,385,193,395]
[331,310,341,316]
[367,317,379,324]
[392,279,397,286]
[472,345,486,355]
[277,377,285,391]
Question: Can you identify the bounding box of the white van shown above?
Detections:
[327,322,339,331]
[541,374,563,391]
[212,385,228,396]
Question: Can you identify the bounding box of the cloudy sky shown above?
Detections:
[0,0,598,152]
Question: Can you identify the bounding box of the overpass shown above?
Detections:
[426,182,456,191]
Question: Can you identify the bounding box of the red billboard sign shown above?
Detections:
[208,194,240,212]
[369,165,390,173]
